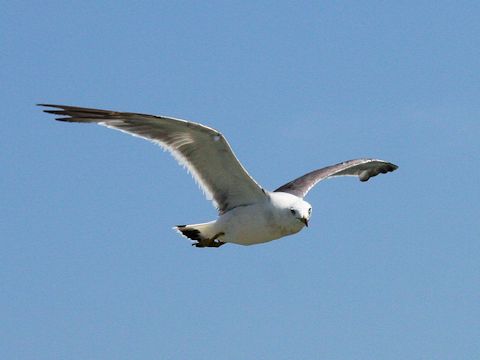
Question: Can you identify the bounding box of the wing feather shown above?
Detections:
[274,159,398,198]
[39,104,266,213]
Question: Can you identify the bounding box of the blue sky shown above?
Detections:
[2,1,479,359]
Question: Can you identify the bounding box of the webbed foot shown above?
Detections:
[192,232,225,248]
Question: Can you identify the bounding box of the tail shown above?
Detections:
[174,221,217,243]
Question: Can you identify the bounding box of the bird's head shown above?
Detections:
[288,199,312,227]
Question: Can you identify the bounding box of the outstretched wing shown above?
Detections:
[274,159,398,198]
[39,104,266,214]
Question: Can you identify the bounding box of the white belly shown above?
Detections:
[216,203,304,246]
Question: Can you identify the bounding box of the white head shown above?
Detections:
[288,198,312,227]
[270,192,312,228]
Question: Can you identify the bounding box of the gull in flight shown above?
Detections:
[40,104,398,248]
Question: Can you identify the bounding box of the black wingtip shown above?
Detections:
[358,162,398,182]
[37,103,59,108]
[38,104,67,121]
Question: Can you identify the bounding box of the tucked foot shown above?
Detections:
[192,240,225,248]
[192,232,225,248]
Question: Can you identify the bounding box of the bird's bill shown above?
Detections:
[300,217,308,227]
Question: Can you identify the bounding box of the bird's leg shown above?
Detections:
[192,232,225,248]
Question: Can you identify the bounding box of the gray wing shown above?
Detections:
[274,159,398,198]
[39,104,266,214]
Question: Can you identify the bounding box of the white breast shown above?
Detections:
[216,193,305,245]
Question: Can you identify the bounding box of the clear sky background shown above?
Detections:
[2,1,479,359]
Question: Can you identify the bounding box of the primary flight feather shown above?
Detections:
[40,104,398,247]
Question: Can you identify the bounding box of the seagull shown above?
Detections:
[39,104,398,248]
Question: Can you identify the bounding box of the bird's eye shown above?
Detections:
[290,209,296,215]
[308,208,312,215]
